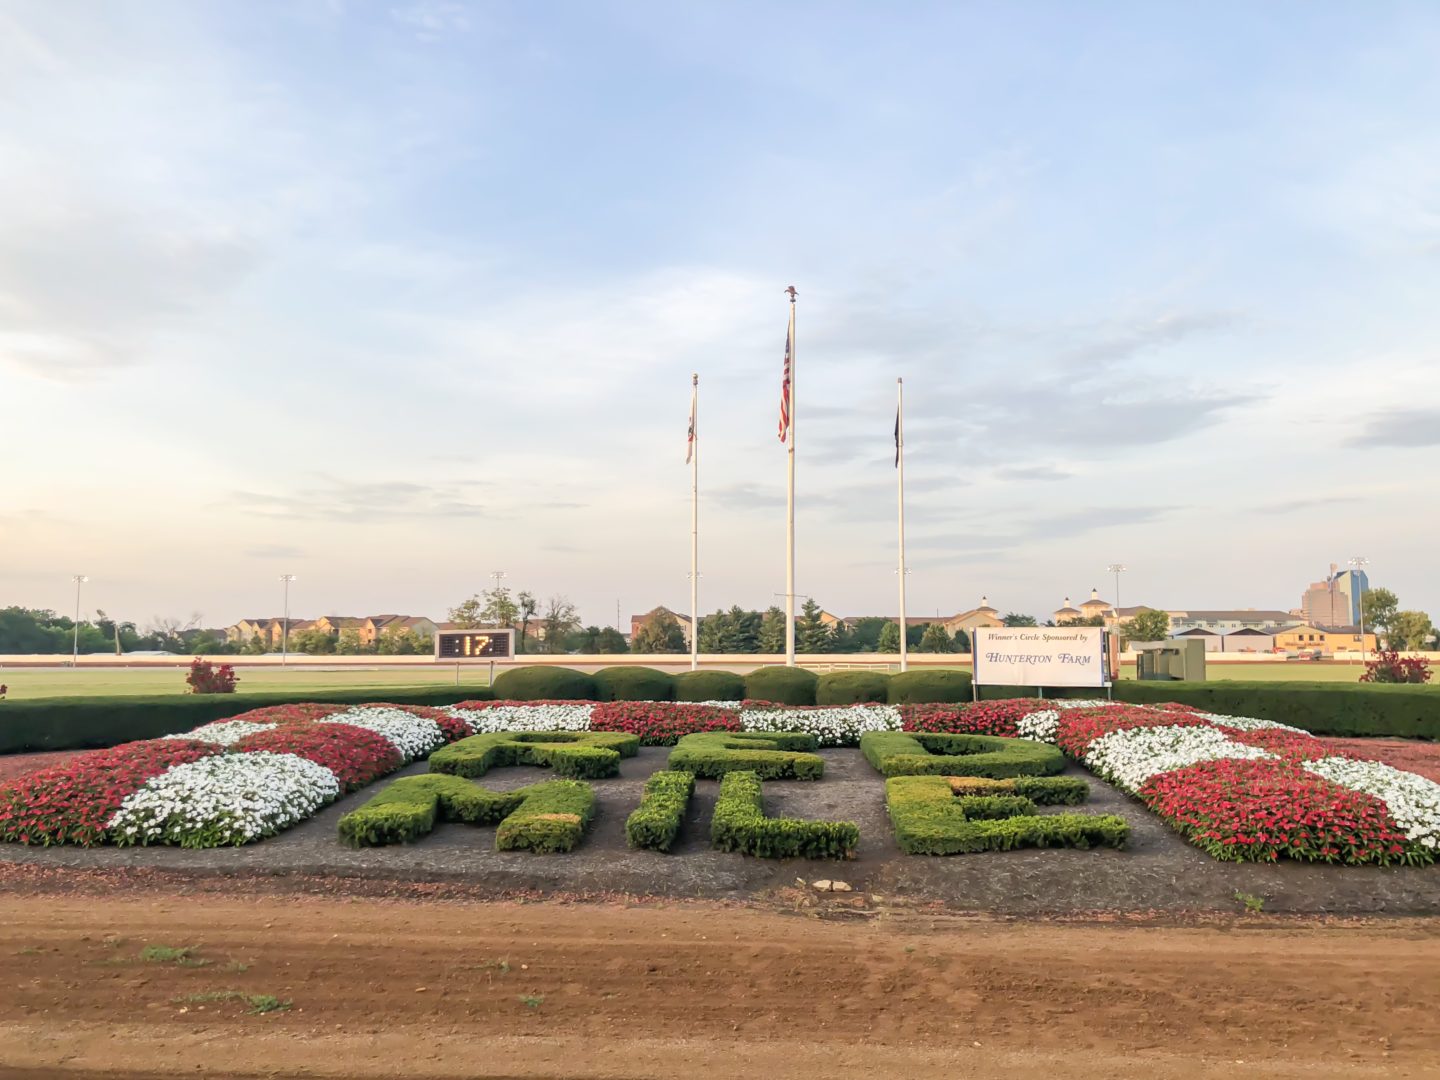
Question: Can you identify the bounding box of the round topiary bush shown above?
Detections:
[744,666,819,706]
[491,665,598,702]
[886,669,973,705]
[591,666,675,702]
[816,671,891,706]
[674,670,746,702]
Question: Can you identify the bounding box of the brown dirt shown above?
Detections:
[1,892,1437,1079]
[0,749,90,782]
[1324,738,1440,782]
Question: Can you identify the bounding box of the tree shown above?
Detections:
[482,587,520,630]
[1002,613,1038,627]
[757,607,787,653]
[877,621,901,652]
[837,616,888,652]
[287,628,336,655]
[699,606,759,653]
[796,599,835,653]
[541,595,580,648]
[917,623,953,653]
[241,633,267,655]
[952,627,971,652]
[448,596,486,629]
[632,610,686,653]
[1390,611,1435,651]
[595,626,628,653]
[1122,608,1172,645]
[1362,588,1399,643]
[336,629,364,655]
[516,591,538,651]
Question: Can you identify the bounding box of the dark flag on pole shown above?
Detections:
[778,326,792,442]
[894,409,900,467]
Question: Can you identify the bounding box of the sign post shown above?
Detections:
[434,629,516,692]
[972,627,1112,700]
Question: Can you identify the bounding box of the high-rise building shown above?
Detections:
[1301,564,1369,625]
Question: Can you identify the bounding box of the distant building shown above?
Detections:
[1053,597,1082,624]
[1078,589,1114,622]
[943,597,1004,634]
[1301,564,1368,626]
[1273,624,1376,654]
[630,606,693,646]
[1168,609,1297,633]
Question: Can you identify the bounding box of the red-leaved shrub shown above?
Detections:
[186,657,238,694]
[1361,650,1432,684]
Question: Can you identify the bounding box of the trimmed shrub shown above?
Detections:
[429,730,640,780]
[625,770,695,852]
[945,775,1091,805]
[337,773,594,852]
[0,685,495,755]
[886,669,973,705]
[668,731,825,780]
[674,670,746,702]
[490,666,598,702]
[815,671,891,706]
[861,731,1065,778]
[710,771,859,859]
[591,666,675,702]
[743,666,819,706]
[886,775,1128,855]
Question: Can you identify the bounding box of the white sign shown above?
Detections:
[972,627,1110,688]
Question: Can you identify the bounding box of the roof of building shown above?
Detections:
[1170,609,1297,621]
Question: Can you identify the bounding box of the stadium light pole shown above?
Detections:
[1106,564,1127,625]
[1349,556,1369,664]
[71,575,88,666]
[279,574,296,666]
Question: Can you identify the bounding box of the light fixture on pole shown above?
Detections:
[1348,556,1369,664]
[71,575,88,666]
[279,574,296,666]
[1106,564,1127,625]
[490,570,507,590]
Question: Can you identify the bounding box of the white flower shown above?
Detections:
[106,752,340,847]
[1016,709,1060,744]
[740,704,900,747]
[163,720,277,746]
[1187,711,1308,734]
[1304,757,1440,850]
[1049,699,1121,710]
[318,707,446,760]
[1082,724,1274,794]
[452,704,595,734]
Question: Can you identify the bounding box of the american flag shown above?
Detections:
[686,384,697,464]
[778,325,792,442]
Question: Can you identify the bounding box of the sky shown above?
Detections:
[2,0,1438,632]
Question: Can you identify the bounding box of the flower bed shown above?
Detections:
[234,723,403,792]
[591,701,741,745]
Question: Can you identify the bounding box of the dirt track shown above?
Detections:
[1,893,1437,1078]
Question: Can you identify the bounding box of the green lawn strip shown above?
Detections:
[337,773,595,853]
[861,731,1066,778]
[625,770,696,852]
[885,775,1129,855]
[428,730,640,780]
[710,770,858,859]
[668,731,825,780]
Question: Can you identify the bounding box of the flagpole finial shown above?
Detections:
[692,372,698,385]
[784,285,797,302]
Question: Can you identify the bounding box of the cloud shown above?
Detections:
[1021,505,1179,539]
[1255,496,1363,515]
[229,477,489,522]
[1346,408,1440,448]
[708,482,786,512]
[994,464,1073,482]
[244,544,306,559]
[390,1,472,39]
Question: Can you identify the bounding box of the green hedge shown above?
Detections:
[668,731,825,780]
[710,771,859,859]
[887,669,973,704]
[490,665,598,701]
[337,774,595,852]
[815,671,890,705]
[673,670,746,702]
[861,731,1065,778]
[625,770,695,852]
[743,666,819,705]
[1114,681,1440,739]
[429,730,640,780]
[946,775,1091,805]
[886,775,1129,855]
[591,666,675,702]
[0,685,496,755]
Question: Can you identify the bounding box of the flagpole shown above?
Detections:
[690,373,699,672]
[897,377,908,673]
[784,287,797,667]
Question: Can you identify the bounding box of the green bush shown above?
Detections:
[0,685,496,755]
[591,666,675,702]
[885,775,1128,855]
[860,731,1065,778]
[625,770,695,852]
[1112,680,1440,738]
[668,731,825,780]
[886,669,973,704]
[490,666,598,702]
[815,671,890,706]
[743,666,819,706]
[673,670,746,702]
[337,774,595,852]
[429,730,640,780]
[710,771,859,859]
[945,775,1090,805]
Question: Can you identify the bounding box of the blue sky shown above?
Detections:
[2,1,1437,630]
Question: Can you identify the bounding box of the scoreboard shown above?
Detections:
[434,629,515,661]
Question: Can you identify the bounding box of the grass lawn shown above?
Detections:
[0,666,494,701]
